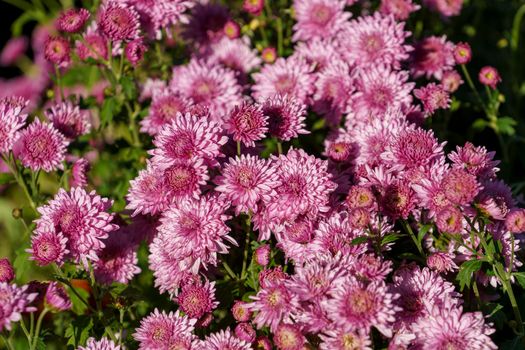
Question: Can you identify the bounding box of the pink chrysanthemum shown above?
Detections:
[427,252,458,273]
[196,329,252,350]
[379,0,420,21]
[170,59,242,119]
[215,154,279,215]
[448,142,499,179]
[45,281,72,311]
[351,254,393,282]
[0,37,28,66]
[323,129,357,162]
[379,181,417,219]
[56,8,90,33]
[292,0,350,42]
[76,32,108,61]
[225,102,268,147]
[248,283,299,332]
[319,327,372,350]
[506,209,525,234]
[184,2,230,48]
[155,196,235,274]
[224,20,241,39]
[411,306,496,349]
[292,38,342,71]
[243,0,264,15]
[423,0,463,17]
[45,101,91,139]
[441,168,481,206]
[382,127,444,170]
[70,158,90,188]
[441,70,464,92]
[336,13,412,69]
[235,322,256,343]
[274,215,318,263]
[0,258,14,283]
[133,309,197,350]
[252,57,315,104]
[97,3,140,41]
[479,66,501,89]
[435,206,464,233]
[454,42,472,64]
[259,267,289,289]
[34,187,118,263]
[126,163,169,216]
[162,160,209,200]
[28,230,69,266]
[176,279,219,319]
[0,97,27,153]
[346,185,376,210]
[476,179,515,220]
[44,36,71,66]
[232,300,253,322]
[262,94,309,141]
[411,36,455,80]
[351,65,414,121]
[14,119,68,172]
[313,59,354,125]
[323,277,400,337]
[254,244,271,266]
[414,83,451,115]
[78,337,122,350]
[125,38,146,65]
[150,112,228,167]
[392,266,460,327]
[140,89,192,136]
[206,36,262,75]
[273,323,306,350]
[0,283,37,332]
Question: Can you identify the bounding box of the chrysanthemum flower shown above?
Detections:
[225,102,268,147]
[414,83,451,115]
[325,277,399,337]
[380,181,417,219]
[262,94,309,141]
[273,323,306,350]
[427,252,458,273]
[14,119,69,172]
[411,36,455,80]
[78,337,122,350]
[505,209,525,233]
[319,327,372,350]
[176,279,219,319]
[70,158,89,188]
[125,38,146,65]
[346,185,376,210]
[0,37,28,66]
[150,112,227,167]
[215,155,279,215]
[133,309,197,350]
[423,0,463,17]
[162,159,209,200]
[479,66,501,89]
[28,229,69,266]
[97,3,140,41]
[379,0,420,21]
[454,42,472,64]
[206,36,262,76]
[351,254,393,282]
[0,283,37,332]
[351,65,414,121]
[126,162,169,216]
[44,36,71,66]
[232,300,253,322]
[235,322,256,343]
[170,59,242,119]
[76,32,108,61]
[411,306,497,349]
[0,258,14,283]
[448,142,499,180]
[441,168,480,206]
[292,0,350,42]
[56,8,90,33]
[34,187,118,263]
[336,13,412,69]
[45,282,72,311]
[156,196,235,273]
[248,283,299,332]
[45,101,91,139]
[435,206,464,233]
[196,329,252,350]
[224,20,240,39]
[323,129,357,162]
[252,57,315,104]
[254,244,271,266]
[140,89,191,136]
[292,38,341,71]
[184,2,230,48]
[476,179,515,220]
[0,97,27,153]
[441,70,464,92]
[243,0,265,15]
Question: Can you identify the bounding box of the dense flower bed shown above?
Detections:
[0,0,524,349]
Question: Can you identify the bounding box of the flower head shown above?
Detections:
[454,42,472,64]
[319,328,372,350]
[232,300,253,322]
[226,102,268,147]
[44,36,71,66]
[176,279,218,319]
[479,66,501,89]
[411,36,455,80]
[196,329,252,350]
[379,0,420,21]
[0,283,37,332]
[292,0,350,42]
[0,97,27,153]
[45,101,91,139]
[56,8,90,33]
[243,0,265,15]
[14,119,69,172]
[45,282,72,311]
[262,94,309,141]
[0,258,14,283]
[97,3,140,41]
[423,0,463,17]
[28,230,69,266]
[125,38,147,66]
[274,323,306,350]
[78,337,122,350]
[414,83,451,115]
[248,283,299,332]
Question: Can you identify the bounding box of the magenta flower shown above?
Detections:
[476,179,515,220]
[196,329,252,350]
[56,8,90,33]
[226,102,268,147]
[479,66,501,89]
[435,206,464,233]
[411,36,455,80]
[176,279,219,319]
[215,154,279,215]
[45,282,72,311]
[320,327,372,350]
[262,94,309,141]
[454,42,472,64]
[232,300,253,322]
[34,187,118,263]
[273,323,306,350]
[206,37,262,76]
[506,209,525,233]
[70,158,90,188]
[346,185,376,210]
[76,32,108,61]
[28,230,69,266]
[184,2,230,47]
[441,168,480,206]
[139,88,191,136]
[0,258,14,283]
[78,337,122,350]
[125,38,147,66]
[14,119,69,172]
[248,283,299,332]
[423,0,464,17]
[336,13,412,69]
[379,0,420,21]
[44,36,71,66]
[243,0,265,15]
[292,0,350,42]
[97,3,140,41]
[292,38,341,71]
[0,37,28,66]
[252,57,315,104]
[427,252,458,273]
[170,59,242,119]
[0,97,27,154]
[261,46,277,63]
[448,142,499,180]
[126,162,169,216]
[441,70,464,92]
[133,309,196,350]
[254,245,271,266]
[235,322,256,343]
[45,101,91,139]
[224,20,241,39]
[0,283,37,332]
[414,83,451,115]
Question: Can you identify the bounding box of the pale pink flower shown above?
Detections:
[45,101,91,139]
[78,337,122,350]
[262,94,309,141]
[0,283,37,331]
[248,283,299,332]
[0,97,28,153]
[423,0,464,17]
[176,279,218,319]
[225,102,268,147]
[379,0,420,21]
[292,0,350,42]
[196,329,252,350]
[45,282,72,311]
[411,36,455,80]
[414,83,451,115]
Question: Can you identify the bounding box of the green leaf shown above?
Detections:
[417,224,432,246]
[381,233,402,246]
[457,259,483,291]
[472,118,489,131]
[496,116,517,136]
[120,76,138,100]
[0,173,14,185]
[100,98,116,127]
[351,236,369,245]
[13,247,31,282]
[65,316,93,347]
[68,285,91,315]
[513,272,525,289]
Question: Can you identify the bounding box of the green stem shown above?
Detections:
[276,141,283,155]
[53,264,95,313]
[125,102,142,147]
[20,318,31,346]
[460,64,490,115]
[241,213,252,280]
[1,153,37,211]
[0,333,14,350]
[511,4,525,52]
[31,308,49,350]
[55,65,65,101]
[276,18,284,57]
[237,141,241,157]
[402,220,424,257]
[222,260,238,280]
